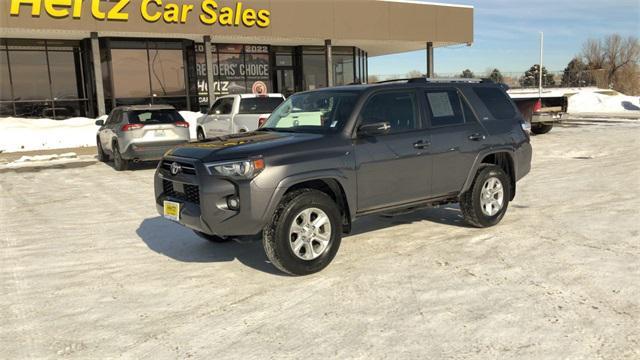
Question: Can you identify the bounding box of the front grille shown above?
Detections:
[163,179,200,205]
[161,160,197,175]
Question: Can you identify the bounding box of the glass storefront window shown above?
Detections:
[149,49,186,97]
[333,54,355,86]
[302,47,327,91]
[111,48,151,98]
[0,39,88,119]
[9,50,50,101]
[0,49,12,101]
[48,51,79,99]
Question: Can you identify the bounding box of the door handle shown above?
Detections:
[468,133,486,141]
[413,140,431,149]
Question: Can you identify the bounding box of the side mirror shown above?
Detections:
[95,120,104,126]
[358,122,391,137]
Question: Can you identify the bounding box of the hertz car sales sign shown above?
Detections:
[9,0,271,28]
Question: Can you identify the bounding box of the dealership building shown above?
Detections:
[0,0,473,119]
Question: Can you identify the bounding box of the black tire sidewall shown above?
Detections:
[531,122,553,135]
[470,166,511,227]
[113,142,127,171]
[271,191,342,275]
[96,139,107,162]
[197,128,205,141]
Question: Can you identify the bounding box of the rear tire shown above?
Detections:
[263,189,342,276]
[460,165,511,228]
[193,231,231,243]
[112,142,128,171]
[531,122,553,135]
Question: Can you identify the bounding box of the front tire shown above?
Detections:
[531,122,553,135]
[112,142,128,171]
[193,230,231,243]
[96,138,108,162]
[263,189,342,276]
[460,165,511,228]
[197,127,206,141]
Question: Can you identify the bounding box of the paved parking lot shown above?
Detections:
[1,122,639,359]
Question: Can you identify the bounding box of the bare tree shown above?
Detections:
[367,74,380,83]
[581,34,640,93]
[406,70,424,78]
[604,35,640,85]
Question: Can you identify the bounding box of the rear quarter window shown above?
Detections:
[239,97,285,114]
[473,87,517,120]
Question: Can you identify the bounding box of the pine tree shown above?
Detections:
[519,64,556,87]
[489,68,504,83]
[561,58,595,87]
[461,69,475,78]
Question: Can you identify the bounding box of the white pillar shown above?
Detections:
[325,39,333,87]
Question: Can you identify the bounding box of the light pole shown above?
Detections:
[539,32,544,97]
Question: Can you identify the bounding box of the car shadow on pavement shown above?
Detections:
[137,217,285,276]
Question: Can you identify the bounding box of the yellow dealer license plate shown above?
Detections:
[163,201,180,222]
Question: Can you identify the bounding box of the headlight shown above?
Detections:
[205,158,265,179]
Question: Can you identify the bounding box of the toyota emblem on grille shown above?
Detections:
[170,162,182,176]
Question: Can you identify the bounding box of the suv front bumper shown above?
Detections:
[154,156,275,237]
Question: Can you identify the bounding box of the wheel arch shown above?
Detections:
[265,173,355,234]
[461,149,517,201]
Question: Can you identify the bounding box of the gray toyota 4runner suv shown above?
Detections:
[155,78,532,276]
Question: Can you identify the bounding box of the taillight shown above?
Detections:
[175,121,190,128]
[121,123,144,131]
[533,99,542,113]
[258,115,268,128]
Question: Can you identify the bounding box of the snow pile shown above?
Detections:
[0,117,102,153]
[13,152,78,163]
[0,111,204,154]
[567,88,640,114]
[0,152,98,170]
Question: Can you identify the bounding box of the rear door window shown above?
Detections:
[239,97,284,114]
[472,87,516,120]
[424,90,464,127]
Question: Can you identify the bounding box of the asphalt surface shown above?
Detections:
[1,122,639,359]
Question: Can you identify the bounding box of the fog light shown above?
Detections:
[227,196,240,210]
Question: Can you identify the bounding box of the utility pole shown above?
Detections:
[539,32,544,97]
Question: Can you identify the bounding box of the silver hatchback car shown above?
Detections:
[95,105,190,171]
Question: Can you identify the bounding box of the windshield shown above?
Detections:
[239,97,284,114]
[128,110,184,124]
[261,91,360,133]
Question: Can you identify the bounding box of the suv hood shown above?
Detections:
[166,131,323,162]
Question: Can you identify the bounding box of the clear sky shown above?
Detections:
[368,0,640,77]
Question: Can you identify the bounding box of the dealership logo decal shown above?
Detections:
[9,0,271,28]
[170,162,182,176]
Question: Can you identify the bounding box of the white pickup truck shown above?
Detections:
[196,94,285,140]
[508,88,569,135]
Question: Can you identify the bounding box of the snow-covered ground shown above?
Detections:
[0,111,203,153]
[1,122,638,358]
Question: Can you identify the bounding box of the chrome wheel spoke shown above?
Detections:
[480,177,505,217]
[289,207,332,261]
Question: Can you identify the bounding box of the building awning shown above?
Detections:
[1,0,473,56]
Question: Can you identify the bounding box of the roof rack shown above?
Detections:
[375,77,494,84]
